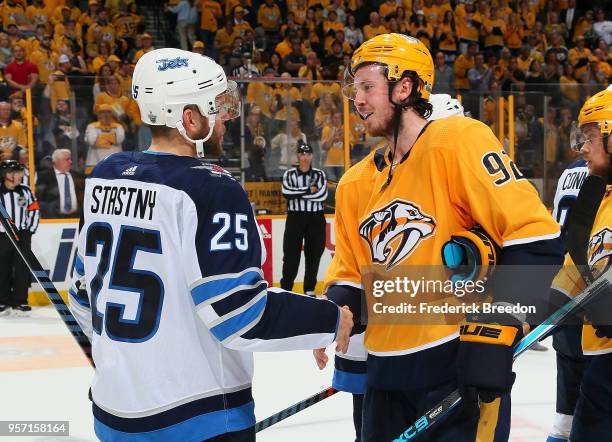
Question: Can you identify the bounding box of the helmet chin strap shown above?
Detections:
[175,120,215,159]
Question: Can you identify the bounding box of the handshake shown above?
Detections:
[314,304,354,369]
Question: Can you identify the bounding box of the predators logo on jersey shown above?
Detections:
[359,199,436,269]
[588,227,612,277]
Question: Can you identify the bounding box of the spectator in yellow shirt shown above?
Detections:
[54,6,83,37]
[274,29,306,59]
[116,58,133,97]
[504,13,524,56]
[197,0,222,52]
[26,0,51,31]
[246,70,276,118]
[257,0,281,33]
[51,3,81,26]
[436,10,457,59]
[232,6,252,37]
[91,40,112,74]
[363,12,386,41]
[214,18,239,59]
[378,0,398,20]
[93,73,141,131]
[422,0,440,26]
[321,111,344,180]
[86,9,116,48]
[29,35,57,86]
[84,103,124,171]
[132,32,154,63]
[322,9,343,35]
[310,65,340,103]
[78,0,100,32]
[43,54,72,112]
[454,41,476,91]
[0,101,26,161]
[410,10,434,47]
[289,0,307,25]
[112,4,142,48]
[483,7,506,57]
[568,35,592,67]
[2,0,26,30]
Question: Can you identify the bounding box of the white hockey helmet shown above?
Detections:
[132,48,241,158]
[427,94,464,121]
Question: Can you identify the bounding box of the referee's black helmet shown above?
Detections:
[0,160,24,178]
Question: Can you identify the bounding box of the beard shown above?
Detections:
[366,111,396,138]
[201,121,224,157]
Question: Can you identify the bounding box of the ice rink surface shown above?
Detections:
[1,307,556,441]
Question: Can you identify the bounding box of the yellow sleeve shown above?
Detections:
[324,180,362,289]
[551,253,586,298]
[448,119,560,247]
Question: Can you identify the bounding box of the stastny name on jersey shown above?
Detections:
[90,185,157,220]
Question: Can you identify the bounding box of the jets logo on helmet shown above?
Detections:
[132,48,241,158]
[156,57,189,71]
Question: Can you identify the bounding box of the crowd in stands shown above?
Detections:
[186,0,611,185]
[0,0,610,216]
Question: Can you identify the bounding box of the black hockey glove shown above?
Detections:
[584,286,612,338]
[457,312,523,403]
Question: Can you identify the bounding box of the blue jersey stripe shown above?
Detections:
[74,254,84,276]
[210,281,268,317]
[332,370,367,395]
[191,271,262,306]
[69,287,90,308]
[94,402,255,441]
[210,296,267,342]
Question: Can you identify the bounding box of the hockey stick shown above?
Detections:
[0,200,94,366]
[393,265,612,441]
[255,386,338,432]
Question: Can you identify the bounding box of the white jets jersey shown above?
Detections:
[69,151,340,441]
[552,159,588,231]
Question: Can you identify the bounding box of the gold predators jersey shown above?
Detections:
[324,148,382,289]
[551,188,612,355]
[359,116,560,355]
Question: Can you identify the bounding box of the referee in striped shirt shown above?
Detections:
[0,160,39,315]
[281,143,328,296]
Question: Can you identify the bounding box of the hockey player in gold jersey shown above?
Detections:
[318,94,467,442]
[320,33,564,441]
[549,85,612,441]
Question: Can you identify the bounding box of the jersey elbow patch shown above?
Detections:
[191,268,269,344]
[209,294,268,344]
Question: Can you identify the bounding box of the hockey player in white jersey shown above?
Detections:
[68,48,353,442]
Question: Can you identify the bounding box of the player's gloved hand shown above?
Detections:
[584,287,612,338]
[457,312,523,403]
